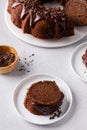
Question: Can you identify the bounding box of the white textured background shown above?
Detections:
[0,1,87,130]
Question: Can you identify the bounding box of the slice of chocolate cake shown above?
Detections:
[82,49,87,68]
[24,81,64,116]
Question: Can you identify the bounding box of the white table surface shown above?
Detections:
[0,1,87,130]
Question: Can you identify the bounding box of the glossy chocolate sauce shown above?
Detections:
[32,101,62,115]
[12,2,20,8]
[12,1,29,19]
[0,52,15,67]
[29,10,44,28]
[20,5,29,19]
[12,0,66,32]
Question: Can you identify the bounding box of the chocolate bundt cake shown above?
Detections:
[82,49,87,68]
[24,81,64,115]
[65,0,87,26]
[7,0,74,39]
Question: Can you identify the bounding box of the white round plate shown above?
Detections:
[5,4,87,48]
[13,73,72,125]
[71,42,87,82]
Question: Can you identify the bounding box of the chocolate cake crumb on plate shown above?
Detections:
[82,49,87,68]
[13,74,72,125]
[24,81,64,118]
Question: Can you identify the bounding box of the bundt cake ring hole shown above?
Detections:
[43,0,63,9]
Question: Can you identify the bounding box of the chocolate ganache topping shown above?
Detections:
[32,100,62,115]
[12,0,66,32]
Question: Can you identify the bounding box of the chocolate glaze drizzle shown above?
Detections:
[12,0,66,33]
[32,100,62,116]
[12,2,20,8]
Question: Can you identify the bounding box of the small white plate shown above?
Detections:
[5,4,87,48]
[71,42,87,82]
[13,73,72,125]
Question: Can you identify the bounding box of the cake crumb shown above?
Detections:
[16,53,35,73]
